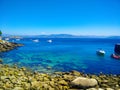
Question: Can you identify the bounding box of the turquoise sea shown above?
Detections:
[1,38,120,74]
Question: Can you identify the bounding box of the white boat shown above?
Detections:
[33,39,39,42]
[16,39,20,41]
[47,39,52,43]
[96,50,105,56]
[5,38,9,41]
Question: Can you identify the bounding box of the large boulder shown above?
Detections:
[71,77,98,89]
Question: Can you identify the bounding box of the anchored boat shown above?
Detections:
[111,44,120,60]
[96,49,105,56]
[32,39,39,42]
[111,54,120,59]
[47,39,52,43]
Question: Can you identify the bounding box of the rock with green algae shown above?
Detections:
[4,82,13,89]
[0,76,9,80]
[31,81,41,88]
[58,80,68,86]
[13,87,24,90]
[86,88,104,90]
[63,74,75,81]
[70,70,81,76]
[49,81,55,88]
[106,88,114,90]
[0,59,3,64]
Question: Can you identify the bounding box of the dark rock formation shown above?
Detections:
[0,40,23,52]
[114,43,120,55]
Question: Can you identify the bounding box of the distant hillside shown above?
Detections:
[37,34,76,38]
[22,34,108,38]
[3,34,22,39]
[2,34,11,37]
[3,34,120,38]
[2,34,105,38]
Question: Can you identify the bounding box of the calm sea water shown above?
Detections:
[1,38,120,74]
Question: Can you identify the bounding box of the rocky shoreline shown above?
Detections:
[0,63,120,90]
[0,40,23,52]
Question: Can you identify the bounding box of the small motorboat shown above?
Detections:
[33,39,39,42]
[111,54,120,60]
[5,38,10,41]
[16,39,20,41]
[96,50,105,56]
[47,39,52,43]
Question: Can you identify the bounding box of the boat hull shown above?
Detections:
[111,54,120,60]
[96,50,105,56]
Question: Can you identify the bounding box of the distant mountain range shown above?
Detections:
[2,34,120,38]
[16,34,109,38]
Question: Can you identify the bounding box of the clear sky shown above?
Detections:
[0,0,120,36]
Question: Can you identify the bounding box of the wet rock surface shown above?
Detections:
[0,63,120,90]
[0,40,23,52]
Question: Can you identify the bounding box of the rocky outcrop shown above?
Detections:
[0,40,23,52]
[71,77,98,89]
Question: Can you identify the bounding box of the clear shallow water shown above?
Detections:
[0,38,120,74]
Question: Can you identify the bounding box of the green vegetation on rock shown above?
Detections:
[0,30,2,36]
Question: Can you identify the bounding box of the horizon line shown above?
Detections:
[3,33,120,37]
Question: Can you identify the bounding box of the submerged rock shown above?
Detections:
[71,77,98,89]
[0,59,3,64]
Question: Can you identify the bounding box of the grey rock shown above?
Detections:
[71,77,98,89]
[106,88,114,90]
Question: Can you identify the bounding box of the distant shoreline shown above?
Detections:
[3,34,120,39]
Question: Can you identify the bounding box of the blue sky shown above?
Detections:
[0,0,120,35]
